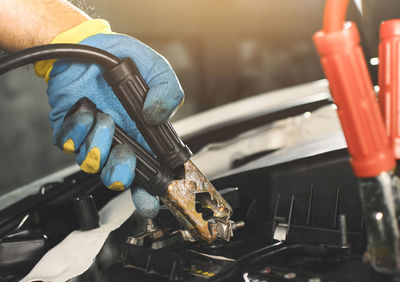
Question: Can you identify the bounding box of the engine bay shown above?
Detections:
[1,132,396,281]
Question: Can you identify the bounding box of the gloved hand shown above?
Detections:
[35,19,184,218]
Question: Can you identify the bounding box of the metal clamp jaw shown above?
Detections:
[160,160,240,243]
[359,172,400,273]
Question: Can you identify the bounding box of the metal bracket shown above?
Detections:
[272,194,294,241]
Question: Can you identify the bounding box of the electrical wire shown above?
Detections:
[208,241,284,281]
[0,44,120,75]
[323,0,350,33]
[209,243,306,281]
[188,249,236,262]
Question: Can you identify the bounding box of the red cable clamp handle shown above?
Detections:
[379,20,400,159]
[313,22,395,177]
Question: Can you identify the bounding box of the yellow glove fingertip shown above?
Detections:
[62,139,75,154]
[107,181,125,191]
[34,60,55,82]
[80,147,101,174]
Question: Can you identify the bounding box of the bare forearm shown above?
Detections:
[0,0,90,51]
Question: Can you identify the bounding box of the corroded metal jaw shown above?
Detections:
[159,160,234,243]
[359,172,400,273]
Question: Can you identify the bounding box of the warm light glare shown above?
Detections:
[376,212,383,221]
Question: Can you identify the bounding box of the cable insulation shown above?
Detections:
[0,44,120,75]
[323,0,350,33]
[209,241,284,281]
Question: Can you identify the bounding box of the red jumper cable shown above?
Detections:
[313,0,400,273]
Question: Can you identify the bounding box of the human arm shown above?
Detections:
[0,0,89,51]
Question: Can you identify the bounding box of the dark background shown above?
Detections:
[0,0,398,196]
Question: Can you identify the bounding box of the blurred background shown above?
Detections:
[1,0,399,196]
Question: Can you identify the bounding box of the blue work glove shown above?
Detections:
[35,19,184,218]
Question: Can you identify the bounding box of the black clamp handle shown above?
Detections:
[67,98,173,196]
[103,58,192,170]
